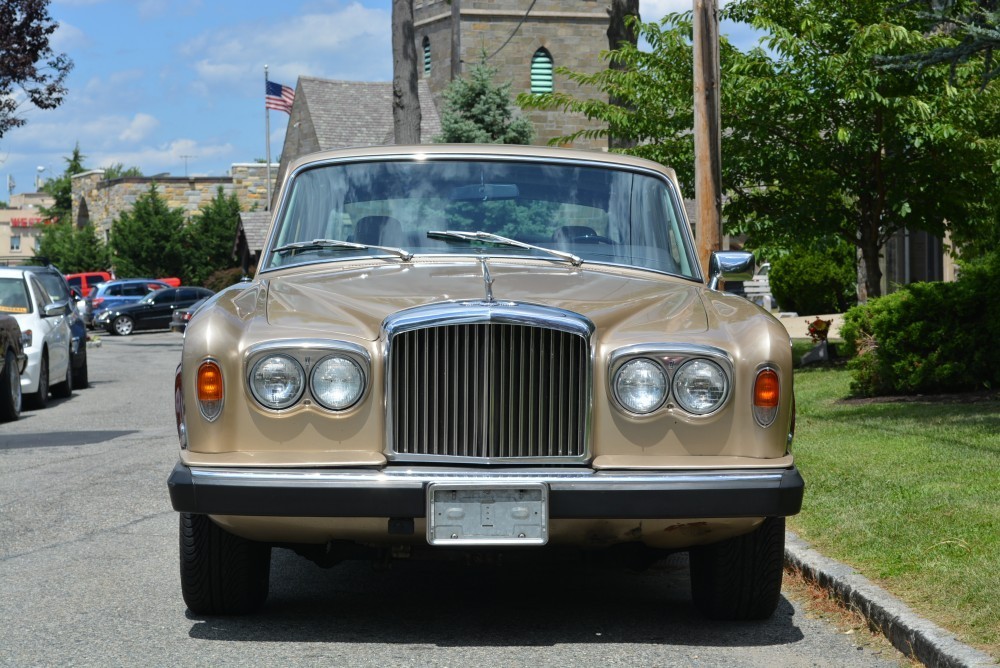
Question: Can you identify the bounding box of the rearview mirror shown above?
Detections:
[449,183,520,201]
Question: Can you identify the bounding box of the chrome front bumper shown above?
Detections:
[168,463,804,519]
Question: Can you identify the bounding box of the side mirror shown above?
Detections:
[43,302,69,317]
[708,251,756,290]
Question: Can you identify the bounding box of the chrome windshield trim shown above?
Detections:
[259,151,701,280]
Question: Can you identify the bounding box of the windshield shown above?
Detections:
[265,158,699,279]
[0,277,32,314]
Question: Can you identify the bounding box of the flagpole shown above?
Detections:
[265,64,272,211]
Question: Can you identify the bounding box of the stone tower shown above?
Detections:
[413,0,613,149]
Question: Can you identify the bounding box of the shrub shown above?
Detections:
[769,244,856,315]
[841,252,1000,396]
[203,267,247,292]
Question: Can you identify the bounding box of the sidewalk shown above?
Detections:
[786,532,997,667]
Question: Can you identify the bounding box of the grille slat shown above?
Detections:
[389,322,588,461]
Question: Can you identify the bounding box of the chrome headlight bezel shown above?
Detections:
[245,340,371,413]
[608,344,734,418]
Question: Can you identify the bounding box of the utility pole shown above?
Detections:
[451,0,461,80]
[180,155,195,178]
[392,0,422,144]
[693,0,722,279]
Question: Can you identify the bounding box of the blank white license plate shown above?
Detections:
[426,483,548,546]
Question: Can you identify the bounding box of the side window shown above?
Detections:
[29,276,52,308]
[178,288,198,301]
[152,291,176,304]
[107,285,123,297]
[122,284,148,297]
[531,48,554,94]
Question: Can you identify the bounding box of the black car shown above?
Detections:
[96,287,214,336]
[22,265,90,388]
[169,297,210,333]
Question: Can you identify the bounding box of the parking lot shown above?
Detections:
[0,332,906,667]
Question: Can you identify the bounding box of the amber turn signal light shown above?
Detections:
[197,360,224,421]
[752,368,780,426]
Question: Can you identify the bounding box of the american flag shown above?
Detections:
[265,80,294,114]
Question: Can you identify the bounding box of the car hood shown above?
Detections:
[263,259,709,342]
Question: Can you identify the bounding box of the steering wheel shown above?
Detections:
[572,234,615,245]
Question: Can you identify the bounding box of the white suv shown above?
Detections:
[0,267,73,408]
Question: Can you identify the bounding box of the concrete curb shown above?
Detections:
[785,531,997,668]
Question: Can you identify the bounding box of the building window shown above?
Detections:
[531,48,554,94]
[423,36,431,77]
[10,235,20,252]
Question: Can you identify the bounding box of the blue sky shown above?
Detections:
[1,0,756,201]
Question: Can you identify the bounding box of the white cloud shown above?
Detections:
[180,1,391,95]
[119,113,160,143]
[50,21,90,51]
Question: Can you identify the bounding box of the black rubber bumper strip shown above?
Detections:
[168,462,804,519]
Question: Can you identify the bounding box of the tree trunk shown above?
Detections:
[857,219,883,301]
[607,0,640,150]
[392,0,422,144]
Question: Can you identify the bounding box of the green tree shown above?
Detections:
[0,0,73,138]
[520,4,1000,299]
[35,219,110,273]
[40,143,86,223]
[110,184,186,278]
[435,55,534,144]
[184,187,241,285]
[101,163,143,179]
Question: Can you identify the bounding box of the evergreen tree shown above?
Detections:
[110,184,186,278]
[35,220,110,273]
[40,143,86,223]
[184,187,241,285]
[435,55,534,144]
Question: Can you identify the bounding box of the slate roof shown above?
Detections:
[298,77,442,149]
[237,211,271,254]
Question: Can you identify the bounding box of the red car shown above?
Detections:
[65,272,112,298]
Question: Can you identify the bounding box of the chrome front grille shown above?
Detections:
[387,321,590,462]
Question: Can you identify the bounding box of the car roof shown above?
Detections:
[285,143,679,183]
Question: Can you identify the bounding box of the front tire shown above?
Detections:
[73,347,89,389]
[689,516,786,621]
[0,348,21,421]
[25,352,49,410]
[113,316,134,336]
[51,349,73,399]
[179,513,271,615]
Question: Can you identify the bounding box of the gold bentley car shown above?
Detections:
[168,145,802,618]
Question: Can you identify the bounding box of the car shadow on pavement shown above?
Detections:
[186,548,804,648]
[0,430,139,449]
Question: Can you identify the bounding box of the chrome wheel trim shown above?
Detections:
[114,316,134,335]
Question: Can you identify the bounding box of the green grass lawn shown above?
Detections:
[788,366,1000,658]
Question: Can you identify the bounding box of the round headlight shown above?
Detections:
[249,354,305,409]
[673,359,728,415]
[614,358,667,414]
[310,355,365,410]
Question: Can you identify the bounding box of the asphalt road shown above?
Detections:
[1,332,906,667]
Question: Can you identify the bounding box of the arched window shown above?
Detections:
[530,48,553,94]
[423,36,431,77]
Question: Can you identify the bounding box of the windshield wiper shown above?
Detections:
[427,230,582,267]
[272,238,412,262]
